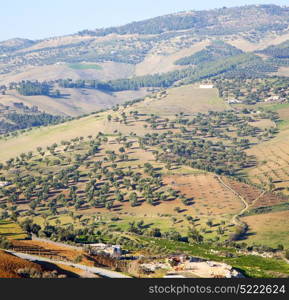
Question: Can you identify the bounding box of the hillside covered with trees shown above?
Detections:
[0,103,65,135]
[1,4,289,76]
[2,4,289,279]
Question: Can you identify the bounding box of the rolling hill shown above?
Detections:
[1,5,289,121]
[2,4,289,278]
[0,5,289,121]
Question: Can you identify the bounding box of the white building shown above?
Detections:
[88,243,122,257]
[227,99,241,104]
[200,84,214,89]
[265,95,280,102]
[164,274,186,278]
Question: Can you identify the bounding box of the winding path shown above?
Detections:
[5,250,131,278]
[216,176,249,226]
[215,176,264,226]
[215,177,289,265]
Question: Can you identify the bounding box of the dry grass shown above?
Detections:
[241,210,289,248]
[245,102,289,192]
[0,84,227,162]
[0,61,135,86]
[11,240,94,266]
[54,263,100,278]
[16,35,95,53]
[0,250,88,278]
[0,112,113,162]
[135,40,210,76]
[276,66,289,77]
[227,31,289,52]
[248,119,276,130]
[222,177,288,209]
[163,174,243,217]
[247,136,289,194]
[0,87,146,117]
[0,221,28,240]
[0,250,42,278]
[134,85,229,116]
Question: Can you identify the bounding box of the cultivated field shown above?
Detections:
[0,61,135,85]
[246,129,289,194]
[244,102,289,192]
[11,240,94,266]
[0,128,246,242]
[134,85,229,116]
[0,83,229,162]
[227,31,289,52]
[68,63,102,70]
[0,221,27,240]
[0,79,287,254]
[221,177,288,209]
[241,210,289,248]
[0,110,150,162]
[0,249,86,278]
[163,174,243,217]
[80,173,244,239]
[135,40,210,76]
[0,88,147,116]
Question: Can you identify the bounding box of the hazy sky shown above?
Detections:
[0,0,288,41]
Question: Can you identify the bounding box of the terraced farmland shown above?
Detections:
[163,174,243,217]
[0,221,28,240]
[247,135,289,194]
[221,177,288,209]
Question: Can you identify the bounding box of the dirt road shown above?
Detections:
[6,250,131,278]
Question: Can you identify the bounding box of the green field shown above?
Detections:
[0,81,288,271]
[68,63,102,70]
[0,114,107,162]
[258,103,289,130]
[261,102,289,112]
[0,220,28,240]
[135,85,229,116]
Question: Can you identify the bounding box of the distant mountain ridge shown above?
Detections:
[0,5,289,68]
[77,4,289,36]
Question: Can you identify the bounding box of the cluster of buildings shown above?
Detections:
[227,95,286,104]
[226,98,242,104]
[86,243,122,258]
[0,181,9,188]
[199,84,214,89]
[140,255,244,278]
[264,95,287,103]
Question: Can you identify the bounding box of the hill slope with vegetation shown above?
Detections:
[2,4,289,278]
